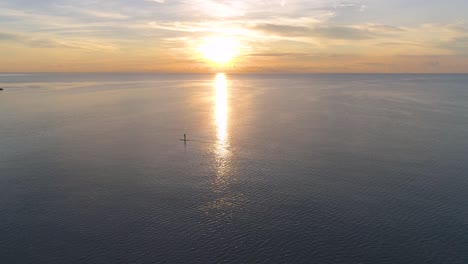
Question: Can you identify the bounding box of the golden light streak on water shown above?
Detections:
[215,73,228,145]
[213,73,230,189]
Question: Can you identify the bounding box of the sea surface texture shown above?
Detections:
[1,73,468,264]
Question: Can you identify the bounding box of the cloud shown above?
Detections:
[252,23,375,39]
[55,5,130,20]
[0,31,118,51]
[244,52,309,57]
[334,1,367,12]
[314,26,374,39]
[0,32,20,41]
[377,42,425,47]
[439,36,468,54]
[364,24,405,33]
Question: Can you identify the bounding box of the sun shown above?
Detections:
[200,37,238,65]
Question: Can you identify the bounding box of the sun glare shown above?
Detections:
[200,37,238,65]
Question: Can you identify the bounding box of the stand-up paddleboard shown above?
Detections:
[180,134,189,142]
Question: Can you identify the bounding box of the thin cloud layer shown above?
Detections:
[0,0,467,72]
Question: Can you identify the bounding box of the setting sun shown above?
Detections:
[200,37,238,65]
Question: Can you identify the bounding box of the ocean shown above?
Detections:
[1,73,468,263]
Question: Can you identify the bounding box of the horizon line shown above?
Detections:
[2,72,468,75]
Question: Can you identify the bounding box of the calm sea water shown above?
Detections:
[1,73,468,263]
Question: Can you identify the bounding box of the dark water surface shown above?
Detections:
[1,73,468,263]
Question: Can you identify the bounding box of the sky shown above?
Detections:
[0,0,467,73]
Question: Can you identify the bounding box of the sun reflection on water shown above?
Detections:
[214,73,230,184]
[215,73,229,154]
[201,73,238,215]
